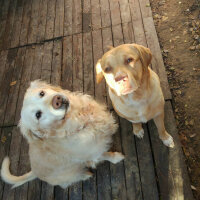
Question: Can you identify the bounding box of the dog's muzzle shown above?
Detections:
[52,95,69,110]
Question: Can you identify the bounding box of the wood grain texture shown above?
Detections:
[0,0,193,199]
[10,0,25,48]
[19,0,33,46]
[0,49,18,126]
[148,101,194,200]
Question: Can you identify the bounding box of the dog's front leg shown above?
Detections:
[132,123,144,139]
[99,152,124,164]
[153,112,174,148]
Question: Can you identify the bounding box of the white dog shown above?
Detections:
[1,80,124,189]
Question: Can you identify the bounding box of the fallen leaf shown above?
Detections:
[189,46,196,51]
[162,16,168,21]
[191,185,197,190]
[10,81,17,86]
[189,119,194,125]
[1,136,6,143]
[146,4,150,7]
[190,133,196,138]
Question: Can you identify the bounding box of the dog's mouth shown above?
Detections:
[62,100,70,120]
[115,75,134,96]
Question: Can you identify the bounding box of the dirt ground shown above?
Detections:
[150,0,200,198]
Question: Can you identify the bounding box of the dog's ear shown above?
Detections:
[95,59,104,84]
[30,80,45,89]
[18,120,34,142]
[132,44,152,68]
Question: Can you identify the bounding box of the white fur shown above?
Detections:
[1,80,124,189]
[162,135,175,148]
[133,129,144,139]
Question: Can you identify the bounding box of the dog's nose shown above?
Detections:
[52,95,69,109]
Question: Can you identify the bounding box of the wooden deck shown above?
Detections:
[0,0,194,199]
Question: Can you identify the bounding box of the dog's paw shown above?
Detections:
[133,129,144,139]
[110,152,125,164]
[162,135,174,148]
[82,171,93,180]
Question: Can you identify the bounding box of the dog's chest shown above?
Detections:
[109,90,150,123]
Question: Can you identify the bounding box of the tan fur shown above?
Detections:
[95,44,174,148]
[1,80,124,189]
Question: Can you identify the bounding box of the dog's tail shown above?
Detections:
[1,157,37,188]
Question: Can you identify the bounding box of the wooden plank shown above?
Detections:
[54,186,68,200]
[109,23,127,199]
[68,33,83,200]
[82,32,97,200]
[118,0,131,23]
[122,22,135,44]
[129,0,171,99]
[19,0,33,46]
[92,29,112,200]
[4,48,26,126]
[101,27,113,109]
[0,49,18,126]
[0,51,8,91]
[99,0,111,28]
[10,0,25,48]
[41,41,54,83]
[40,183,54,200]
[0,127,13,199]
[61,36,73,90]
[112,24,124,47]
[54,0,64,37]
[148,101,194,200]
[14,47,34,124]
[83,32,94,96]
[0,0,11,49]
[40,41,54,199]
[128,0,142,21]
[135,125,159,200]
[27,45,44,200]
[119,118,143,200]
[110,116,127,200]
[2,127,23,200]
[72,0,82,34]
[93,29,107,103]
[1,0,18,49]
[138,0,152,18]
[63,0,73,36]
[28,0,40,44]
[14,47,35,200]
[121,19,159,200]
[91,0,101,30]
[118,22,143,200]
[142,17,172,100]
[36,0,48,42]
[83,0,91,33]
[72,34,83,92]
[45,0,56,40]
[108,0,121,26]
[51,40,62,85]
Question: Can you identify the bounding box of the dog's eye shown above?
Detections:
[104,66,112,73]
[36,111,42,120]
[126,58,134,64]
[39,91,45,97]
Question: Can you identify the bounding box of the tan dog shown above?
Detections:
[1,80,124,189]
[96,44,174,148]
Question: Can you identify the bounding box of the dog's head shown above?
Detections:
[19,80,70,140]
[95,44,152,96]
